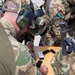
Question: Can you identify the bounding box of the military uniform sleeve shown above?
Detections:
[15,42,42,75]
[0,63,7,75]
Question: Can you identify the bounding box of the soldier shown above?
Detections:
[16,0,49,47]
[0,0,48,75]
[42,0,75,46]
[43,0,75,75]
[39,0,68,46]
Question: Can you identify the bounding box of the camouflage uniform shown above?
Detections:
[0,18,42,75]
[51,50,75,75]
[41,0,68,46]
[0,0,42,75]
[44,0,75,74]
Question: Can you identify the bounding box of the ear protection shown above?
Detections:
[16,8,34,29]
[16,0,44,29]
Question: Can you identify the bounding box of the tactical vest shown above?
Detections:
[0,24,16,75]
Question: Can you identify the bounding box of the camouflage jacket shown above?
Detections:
[0,18,42,75]
[44,0,75,75]
[40,0,69,46]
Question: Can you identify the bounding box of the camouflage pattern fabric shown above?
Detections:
[46,0,68,20]
[42,0,75,46]
[65,0,75,37]
[44,0,75,75]
[45,0,71,22]
[42,0,69,46]
[0,17,42,75]
[0,24,16,75]
[50,50,75,75]
[40,0,69,46]
[10,0,21,13]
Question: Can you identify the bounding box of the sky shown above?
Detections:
[31,0,44,7]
